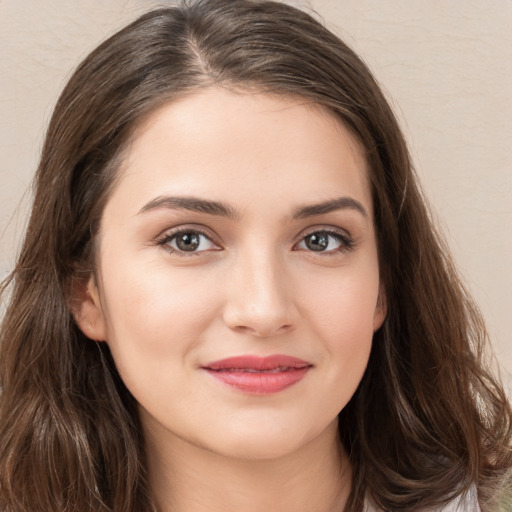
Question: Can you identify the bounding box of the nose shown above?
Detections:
[222,249,298,338]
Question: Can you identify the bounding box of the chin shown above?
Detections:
[206,418,335,461]
[215,433,307,461]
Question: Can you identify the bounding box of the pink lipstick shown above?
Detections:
[202,355,312,394]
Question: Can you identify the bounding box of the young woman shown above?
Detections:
[0,1,510,511]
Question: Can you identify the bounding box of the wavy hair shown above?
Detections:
[1,1,511,510]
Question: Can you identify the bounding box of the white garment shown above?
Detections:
[364,485,481,511]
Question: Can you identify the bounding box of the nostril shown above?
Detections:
[227,320,294,338]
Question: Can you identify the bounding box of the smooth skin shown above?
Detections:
[74,87,386,512]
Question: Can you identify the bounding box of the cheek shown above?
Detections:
[297,262,379,401]
[98,258,222,387]
[300,256,380,340]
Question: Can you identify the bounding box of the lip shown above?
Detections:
[202,355,312,395]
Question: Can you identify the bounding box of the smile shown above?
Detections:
[202,355,312,394]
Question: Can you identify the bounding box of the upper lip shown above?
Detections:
[203,354,312,371]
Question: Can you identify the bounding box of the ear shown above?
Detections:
[373,284,387,332]
[70,275,107,342]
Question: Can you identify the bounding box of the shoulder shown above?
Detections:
[432,486,480,512]
[364,485,480,512]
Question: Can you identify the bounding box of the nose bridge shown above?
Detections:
[223,242,296,337]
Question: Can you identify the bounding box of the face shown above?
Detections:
[75,87,385,461]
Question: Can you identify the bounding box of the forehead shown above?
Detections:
[109,87,372,219]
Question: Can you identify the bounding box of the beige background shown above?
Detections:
[1,1,511,388]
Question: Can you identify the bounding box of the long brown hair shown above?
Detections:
[1,1,511,510]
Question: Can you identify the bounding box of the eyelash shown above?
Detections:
[155,227,355,257]
[299,228,355,255]
[155,228,219,257]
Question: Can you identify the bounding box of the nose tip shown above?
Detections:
[222,258,297,338]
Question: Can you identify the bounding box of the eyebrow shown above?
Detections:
[138,195,240,219]
[138,195,368,220]
[292,196,368,219]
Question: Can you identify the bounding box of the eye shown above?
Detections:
[158,229,219,254]
[296,230,354,253]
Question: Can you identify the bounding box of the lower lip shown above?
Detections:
[204,367,311,394]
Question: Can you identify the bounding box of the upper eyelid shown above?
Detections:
[294,230,353,249]
[157,224,220,243]
[294,225,353,242]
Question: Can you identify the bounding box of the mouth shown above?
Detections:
[201,355,313,394]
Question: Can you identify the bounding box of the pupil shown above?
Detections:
[306,233,328,251]
[176,233,200,251]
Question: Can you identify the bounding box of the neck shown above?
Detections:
[144,419,351,512]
